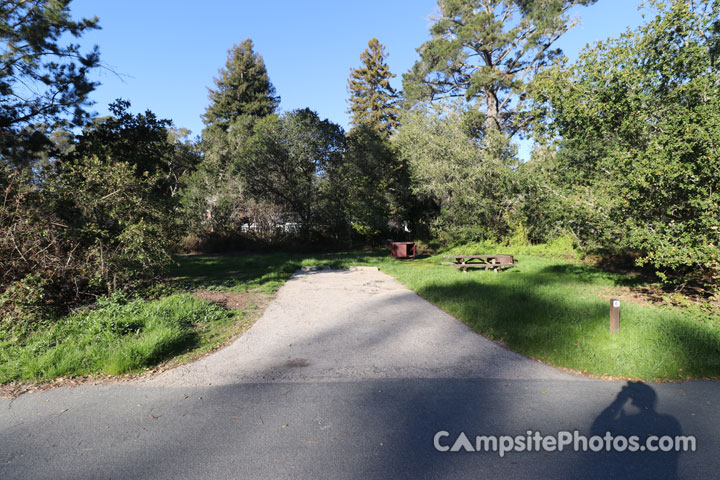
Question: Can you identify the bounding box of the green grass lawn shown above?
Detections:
[378,254,720,381]
[0,251,378,384]
[2,247,718,384]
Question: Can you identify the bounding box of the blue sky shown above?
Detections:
[70,0,647,145]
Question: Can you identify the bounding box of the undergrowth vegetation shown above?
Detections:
[0,294,234,383]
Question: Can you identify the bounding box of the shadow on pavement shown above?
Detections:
[585,381,683,479]
[5,380,704,479]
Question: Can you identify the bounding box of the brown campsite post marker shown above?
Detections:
[610,298,620,334]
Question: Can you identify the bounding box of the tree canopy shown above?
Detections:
[533,0,720,284]
[234,109,346,233]
[0,0,100,163]
[403,0,596,137]
[69,99,198,200]
[394,101,518,243]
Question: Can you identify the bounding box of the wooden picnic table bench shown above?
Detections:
[441,254,516,273]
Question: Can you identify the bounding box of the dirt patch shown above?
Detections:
[597,286,661,307]
[598,284,720,311]
[192,290,265,310]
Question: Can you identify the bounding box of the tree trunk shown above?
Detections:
[485,91,500,132]
[485,90,501,133]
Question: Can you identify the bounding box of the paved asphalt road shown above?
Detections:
[1,268,718,479]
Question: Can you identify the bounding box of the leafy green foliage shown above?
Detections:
[394,0,599,248]
[51,155,174,291]
[180,115,253,247]
[1,151,175,330]
[0,4,184,325]
[69,99,200,200]
[183,39,282,248]
[533,0,720,286]
[0,273,52,334]
[342,126,404,240]
[346,38,400,135]
[233,109,347,237]
[343,39,412,242]
[514,145,572,243]
[394,102,518,243]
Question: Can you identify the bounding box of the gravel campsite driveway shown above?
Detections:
[148,266,577,388]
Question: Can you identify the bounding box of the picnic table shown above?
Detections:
[441,254,515,273]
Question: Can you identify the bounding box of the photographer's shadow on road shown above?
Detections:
[588,381,683,479]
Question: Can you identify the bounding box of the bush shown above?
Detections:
[0,274,53,334]
[1,155,174,326]
[533,1,720,288]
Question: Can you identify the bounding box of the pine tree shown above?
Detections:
[346,38,399,135]
[202,39,279,131]
[403,0,597,137]
[1,0,100,166]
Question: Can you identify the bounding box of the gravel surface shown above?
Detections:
[148,266,581,388]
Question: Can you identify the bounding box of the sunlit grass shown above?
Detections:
[0,294,239,383]
[378,254,720,381]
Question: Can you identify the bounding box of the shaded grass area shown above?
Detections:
[379,255,720,381]
[0,251,384,384]
[166,251,386,292]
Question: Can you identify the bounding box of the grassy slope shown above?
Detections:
[0,294,238,383]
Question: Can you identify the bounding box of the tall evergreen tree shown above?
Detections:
[202,39,279,132]
[403,0,596,137]
[346,38,399,135]
[192,39,279,236]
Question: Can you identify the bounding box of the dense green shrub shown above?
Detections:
[533,0,720,287]
[1,155,174,330]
